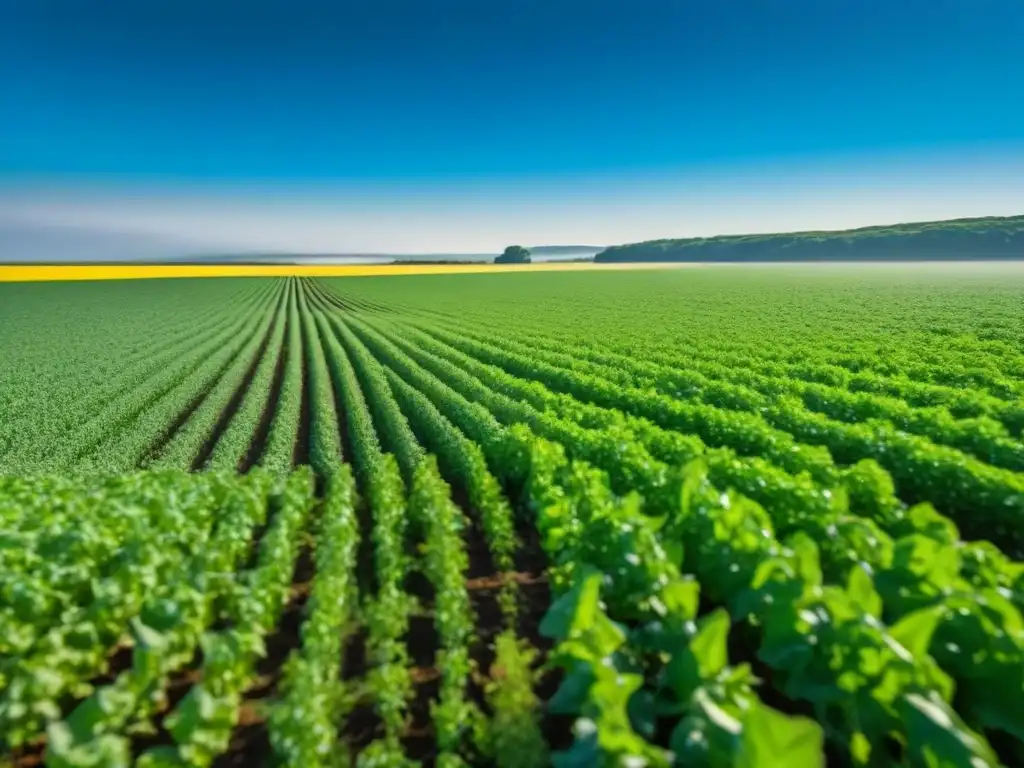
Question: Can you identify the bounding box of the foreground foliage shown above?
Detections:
[1,266,1023,766]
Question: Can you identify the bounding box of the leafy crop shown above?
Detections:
[1,266,1023,766]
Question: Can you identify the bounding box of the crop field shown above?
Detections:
[2,264,1024,767]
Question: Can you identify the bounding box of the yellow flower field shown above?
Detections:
[0,261,694,282]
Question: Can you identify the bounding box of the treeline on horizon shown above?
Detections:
[595,214,1024,262]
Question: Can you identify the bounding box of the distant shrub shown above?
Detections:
[495,245,531,264]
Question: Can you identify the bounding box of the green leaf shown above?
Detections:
[788,534,823,589]
[551,724,600,768]
[628,687,658,740]
[847,565,882,620]
[963,679,1024,744]
[669,689,742,766]
[978,588,1024,636]
[850,732,872,765]
[903,535,960,589]
[905,502,959,545]
[691,609,731,680]
[900,693,1000,768]
[548,663,596,716]
[539,568,601,642]
[136,746,189,768]
[130,617,169,652]
[540,568,624,661]
[661,538,685,571]
[589,674,671,767]
[827,484,850,517]
[660,576,700,620]
[736,701,824,768]
[65,684,136,742]
[45,722,132,768]
[665,609,732,704]
[679,460,709,519]
[889,605,943,660]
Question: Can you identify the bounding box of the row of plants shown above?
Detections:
[377,366,545,767]
[259,281,306,474]
[420,313,1024,456]
[395,318,1024,555]
[146,285,288,471]
[334,301,1024,762]
[203,284,292,472]
[297,281,345,475]
[310,303,417,765]
[29,285,283,476]
[268,469,360,767]
[0,280,277,474]
[348,321,830,763]
[362,317,1019,587]
[407,303,1024,434]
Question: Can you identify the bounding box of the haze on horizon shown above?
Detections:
[2,0,1023,260]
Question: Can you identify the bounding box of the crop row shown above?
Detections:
[2,274,1024,767]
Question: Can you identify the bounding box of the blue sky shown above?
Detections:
[2,0,1023,255]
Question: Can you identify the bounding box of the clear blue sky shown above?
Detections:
[2,0,1023,254]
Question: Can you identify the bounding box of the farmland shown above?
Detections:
[2,264,1024,767]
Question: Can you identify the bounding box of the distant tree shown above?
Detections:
[495,245,532,264]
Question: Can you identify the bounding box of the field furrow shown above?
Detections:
[258,280,306,474]
[147,281,290,470]
[205,283,292,472]
[404,308,1024,459]
[378,311,1024,554]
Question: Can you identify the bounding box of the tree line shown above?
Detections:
[595,214,1024,262]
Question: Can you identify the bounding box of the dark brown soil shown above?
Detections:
[309,279,395,316]
[129,663,205,757]
[162,660,204,713]
[509,518,574,755]
[404,669,441,762]
[144,317,265,466]
[404,569,434,607]
[240,283,292,473]
[89,640,135,686]
[211,535,314,768]
[406,614,439,670]
[292,284,311,469]
[338,627,379,760]
[401,591,441,761]
[7,741,46,767]
[192,288,284,471]
[213,703,271,768]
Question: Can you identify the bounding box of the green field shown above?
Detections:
[2,265,1024,767]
